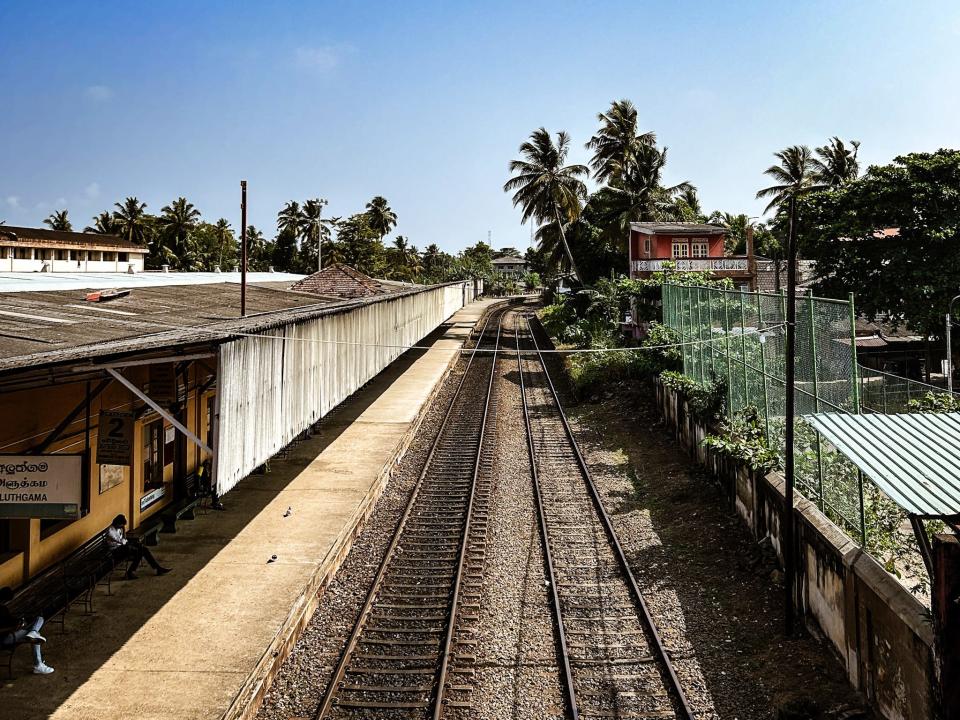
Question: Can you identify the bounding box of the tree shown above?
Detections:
[504,128,589,283]
[756,145,822,213]
[812,137,861,187]
[801,150,960,378]
[271,228,298,272]
[337,213,386,275]
[494,246,521,259]
[212,218,235,270]
[113,197,150,247]
[585,99,656,184]
[84,211,118,234]
[300,198,329,271]
[245,225,272,271]
[44,210,72,231]
[365,196,397,241]
[277,201,303,243]
[157,197,202,270]
[709,211,751,254]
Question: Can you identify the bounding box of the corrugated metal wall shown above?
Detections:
[215,281,479,494]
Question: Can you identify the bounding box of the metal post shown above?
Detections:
[808,291,824,505]
[947,295,960,395]
[784,194,798,636]
[724,291,733,417]
[755,291,771,442]
[858,469,867,545]
[240,180,248,317]
[848,293,860,413]
[740,293,750,410]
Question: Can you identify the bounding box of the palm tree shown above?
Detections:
[301,198,329,271]
[811,137,861,187]
[585,99,656,184]
[85,211,118,234]
[44,210,72,232]
[277,200,303,239]
[113,197,149,246]
[593,144,692,238]
[158,197,202,269]
[756,145,822,213]
[365,196,397,241]
[504,128,589,283]
[212,218,233,269]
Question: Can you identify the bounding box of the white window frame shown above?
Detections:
[671,242,689,259]
[692,242,709,258]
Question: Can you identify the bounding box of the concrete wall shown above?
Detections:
[0,250,146,273]
[657,382,938,720]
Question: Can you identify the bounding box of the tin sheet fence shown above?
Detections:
[662,283,870,538]
[215,280,478,495]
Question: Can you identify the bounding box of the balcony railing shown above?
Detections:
[630,257,749,273]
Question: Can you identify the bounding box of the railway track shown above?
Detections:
[314,304,508,719]
[517,313,695,720]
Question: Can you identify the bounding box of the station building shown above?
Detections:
[0,225,147,273]
[0,268,480,589]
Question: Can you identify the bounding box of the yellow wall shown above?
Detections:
[0,361,214,589]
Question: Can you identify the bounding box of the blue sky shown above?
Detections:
[1,1,958,254]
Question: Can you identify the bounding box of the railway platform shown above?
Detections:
[0,297,499,720]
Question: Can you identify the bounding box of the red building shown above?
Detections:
[628,222,754,288]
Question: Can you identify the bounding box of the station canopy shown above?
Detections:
[804,412,960,519]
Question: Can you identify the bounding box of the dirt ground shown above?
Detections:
[560,383,874,720]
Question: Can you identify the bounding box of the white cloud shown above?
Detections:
[5,196,20,209]
[85,182,101,199]
[294,46,341,73]
[84,85,114,101]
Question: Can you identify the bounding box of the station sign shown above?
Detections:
[0,455,83,519]
[97,410,134,466]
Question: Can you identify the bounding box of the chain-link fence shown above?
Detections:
[859,365,960,413]
[661,283,869,539]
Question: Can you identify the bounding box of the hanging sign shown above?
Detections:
[149,364,177,405]
[0,455,83,519]
[96,410,134,466]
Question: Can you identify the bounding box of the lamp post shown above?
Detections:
[240,181,247,317]
[947,294,960,394]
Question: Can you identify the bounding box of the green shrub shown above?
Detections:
[907,391,960,413]
[702,406,779,473]
[659,370,726,423]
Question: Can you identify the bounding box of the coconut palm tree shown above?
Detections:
[301,198,329,271]
[756,145,822,213]
[277,201,304,241]
[212,218,233,269]
[158,197,202,269]
[585,99,656,184]
[85,211,118,234]
[113,197,150,246]
[43,210,72,231]
[811,137,860,187]
[504,128,589,283]
[365,196,397,241]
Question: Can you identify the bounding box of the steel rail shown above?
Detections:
[516,313,580,720]
[314,303,506,720]
[522,313,696,720]
[432,307,501,719]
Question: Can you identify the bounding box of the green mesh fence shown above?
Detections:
[859,365,960,413]
[662,283,868,539]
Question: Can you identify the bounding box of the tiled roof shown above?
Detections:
[492,255,526,264]
[629,222,725,235]
[289,264,397,299]
[0,225,142,250]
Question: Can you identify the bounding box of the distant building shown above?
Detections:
[0,225,146,273]
[290,263,404,299]
[627,222,753,288]
[492,255,528,280]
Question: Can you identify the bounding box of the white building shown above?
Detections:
[492,255,528,280]
[0,226,147,273]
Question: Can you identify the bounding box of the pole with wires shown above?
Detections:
[240,180,248,317]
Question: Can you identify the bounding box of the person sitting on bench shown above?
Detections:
[106,515,171,580]
[0,586,54,675]
[197,460,224,511]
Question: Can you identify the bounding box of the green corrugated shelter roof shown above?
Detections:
[804,412,960,518]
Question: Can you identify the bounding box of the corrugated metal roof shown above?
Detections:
[804,412,960,517]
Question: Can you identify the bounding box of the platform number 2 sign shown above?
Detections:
[97,410,135,466]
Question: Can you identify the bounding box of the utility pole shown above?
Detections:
[240,180,247,317]
[784,194,798,636]
[948,295,960,394]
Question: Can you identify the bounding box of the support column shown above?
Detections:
[933,533,960,718]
